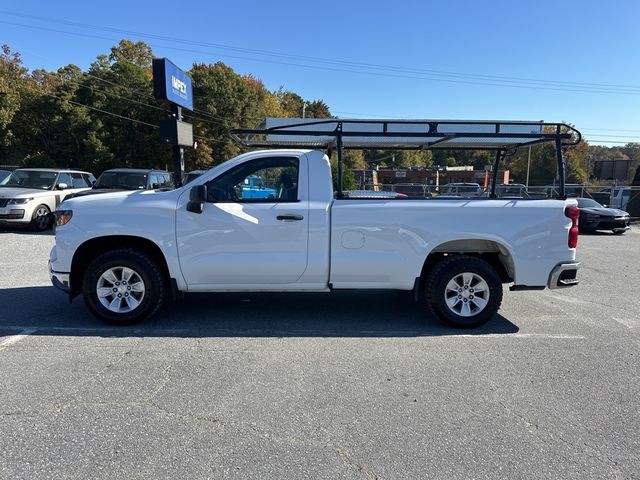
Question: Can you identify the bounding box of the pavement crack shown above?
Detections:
[1,410,41,417]
[336,447,379,479]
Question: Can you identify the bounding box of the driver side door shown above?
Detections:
[176,155,309,287]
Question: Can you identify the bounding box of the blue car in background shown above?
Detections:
[241,175,278,199]
[184,171,281,200]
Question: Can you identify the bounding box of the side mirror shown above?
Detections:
[187,184,207,214]
[57,183,68,190]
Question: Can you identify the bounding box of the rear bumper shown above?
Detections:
[548,262,580,289]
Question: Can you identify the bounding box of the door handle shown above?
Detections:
[277,215,304,221]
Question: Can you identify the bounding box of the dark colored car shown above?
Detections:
[67,168,173,199]
[184,170,206,184]
[577,198,630,235]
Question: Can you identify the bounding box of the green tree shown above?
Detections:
[330,157,356,191]
[0,45,30,157]
[276,89,304,117]
[188,62,251,167]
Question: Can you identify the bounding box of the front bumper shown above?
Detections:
[0,209,27,224]
[582,216,630,231]
[548,262,580,289]
[49,260,71,293]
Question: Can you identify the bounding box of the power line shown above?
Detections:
[3,17,640,96]
[8,30,640,147]
[51,69,231,128]
[3,9,640,94]
[43,92,160,128]
[44,92,231,146]
[63,78,169,114]
[41,79,640,145]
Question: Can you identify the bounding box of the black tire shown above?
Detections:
[30,204,52,231]
[423,255,503,328]
[82,249,166,325]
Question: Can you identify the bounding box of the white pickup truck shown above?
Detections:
[49,119,582,328]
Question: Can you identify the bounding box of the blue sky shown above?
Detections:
[2,0,639,146]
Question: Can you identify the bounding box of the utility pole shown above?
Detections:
[171,104,185,187]
[302,102,308,119]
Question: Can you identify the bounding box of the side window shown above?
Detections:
[71,172,89,188]
[57,173,73,188]
[205,157,299,203]
[149,174,160,189]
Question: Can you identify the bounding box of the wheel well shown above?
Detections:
[417,240,515,295]
[70,236,171,297]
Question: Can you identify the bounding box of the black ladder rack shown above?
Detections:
[230,118,582,199]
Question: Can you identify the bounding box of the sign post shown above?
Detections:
[152,58,194,187]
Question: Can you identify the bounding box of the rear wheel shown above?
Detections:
[424,255,503,328]
[82,249,166,325]
[30,204,52,231]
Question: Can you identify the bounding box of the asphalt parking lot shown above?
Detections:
[1,227,639,479]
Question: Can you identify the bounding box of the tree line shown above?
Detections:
[1,39,638,185]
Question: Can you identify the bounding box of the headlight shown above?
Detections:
[54,210,73,227]
[7,197,33,205]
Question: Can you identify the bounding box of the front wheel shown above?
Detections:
[30,204,52,231]
[82,249,166,325]
[424,255,503,328]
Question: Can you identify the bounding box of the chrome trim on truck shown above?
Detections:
[548,262,580,289]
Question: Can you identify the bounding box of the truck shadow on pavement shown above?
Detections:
[0,287,519,338]
[0,228,55,236]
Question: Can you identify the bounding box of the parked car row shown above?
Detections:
[1,166,636,235]
[0,167,176,231]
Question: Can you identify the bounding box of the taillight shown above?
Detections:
[565,206,580,248]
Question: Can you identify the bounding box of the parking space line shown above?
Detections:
[448,333,586,339]
[612,317,636,329]
[0,327,38,349]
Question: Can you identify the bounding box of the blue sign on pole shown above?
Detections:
[152,58,193,111]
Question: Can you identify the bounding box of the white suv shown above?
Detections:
[0,168,95,230]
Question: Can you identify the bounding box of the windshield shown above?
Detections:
[577,198,602,208]
[94,172,147,190]
[185,172,203,184]
[0,170,57,190]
